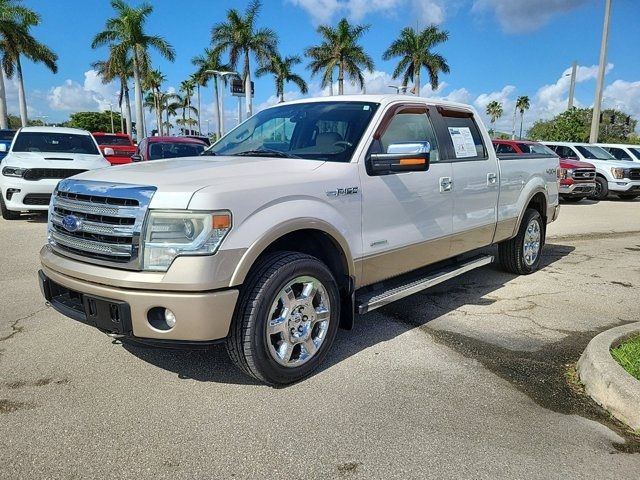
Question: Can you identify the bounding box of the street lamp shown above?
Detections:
[204,70,240,138]
[108,103,115,133]
[566,61,577,110]
[590,0,612,143]
[388,85,407,94]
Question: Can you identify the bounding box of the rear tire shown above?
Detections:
[226,251,340,385]
[0,195,20,220]
[590,176,608,200]
[617,194,638,200]
[498,208,544,275]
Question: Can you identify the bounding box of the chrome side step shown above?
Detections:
[356,255,494,314]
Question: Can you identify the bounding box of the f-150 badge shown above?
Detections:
[326,187,359,197]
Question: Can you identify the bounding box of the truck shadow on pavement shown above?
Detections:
[123,243,576,387]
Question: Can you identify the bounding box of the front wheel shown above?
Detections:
[226,251,340,385]
[590,176,608,200]
[0,195,20,220]
[498,208,544,275]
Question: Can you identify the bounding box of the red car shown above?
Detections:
[493,139,596,202]
[92,132,136,165]
[131,136,208,162]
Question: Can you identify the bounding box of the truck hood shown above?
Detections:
[4,151,110,169]
[559,158,595,169]
[71,155,325,209]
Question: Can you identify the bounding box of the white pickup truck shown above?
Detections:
[0,126,110,219]
[38,95,560,384]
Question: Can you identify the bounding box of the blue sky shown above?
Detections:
[9,0,640,133]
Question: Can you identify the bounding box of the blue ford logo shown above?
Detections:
[61,215,82,233]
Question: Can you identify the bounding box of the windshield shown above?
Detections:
[0,130,15,141]
[205,101,379,162]
[95,135,132,146]
[517,142,555,155]
[148,142,205,160]
[628,147,640,161]
[12,132,99,155]
[575,145,615,160]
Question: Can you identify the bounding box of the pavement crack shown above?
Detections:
[0,306,49,342]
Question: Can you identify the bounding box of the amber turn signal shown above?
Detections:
[212,214,231,229]
[399,158,426,166]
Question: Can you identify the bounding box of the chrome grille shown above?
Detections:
[48,179,156,269]
[629,168,640,180]
[572,169,595,180]
[23,168,86,181]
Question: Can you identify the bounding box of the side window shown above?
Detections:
[566,147,579,159]
[441,114,487,160]
[606,147,631,160]
[495,143,516,154]
[379,110,439,162]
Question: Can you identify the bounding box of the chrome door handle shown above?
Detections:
[440,177,452,192]
[487,173,498,185]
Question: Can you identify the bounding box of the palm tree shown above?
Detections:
[305,18,374,95]
[93,0,175,142]
[143,68,165,135]
[0,7,57,127]
[516,95,530,139]
[179,79,196,134]
[92,45,133,137]
[211,0,277,117]
[192,48,230,139]
[486,101,503,136]
[256,53,308,102]
[0,0,40,128]
[383,25,449,95]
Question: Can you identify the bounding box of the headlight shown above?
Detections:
[567,169,574,177]
[558,168,568,179]
[2,166,25,177]
[610,167,626,179]
[142,210,231,271]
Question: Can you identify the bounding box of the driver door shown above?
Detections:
[358,104,453,286]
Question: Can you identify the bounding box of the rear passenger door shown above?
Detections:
[434,107,500,255]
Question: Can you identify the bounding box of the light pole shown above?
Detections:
[388,85,407,94]
[205,70,239,138]
[590,0,612,143]
[567,61,577,110]
[108,103,115,133]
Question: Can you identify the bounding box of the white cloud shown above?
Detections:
[603,80,640,121]
[288,0,451,24]
[472,0,592,33]
[47,70,118,112]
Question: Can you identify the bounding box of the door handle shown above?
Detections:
[440,177,452,192]
[487,173,498,185]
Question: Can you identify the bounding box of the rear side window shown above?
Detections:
[441,114,487,160]
[495,143,517,154]
[379,110,440,162]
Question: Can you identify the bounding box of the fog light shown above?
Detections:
[164,309,176,328]
[6,188,20,201]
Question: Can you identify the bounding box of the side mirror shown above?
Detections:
[131,154,142,162]
[368,141,431,175]
[0,144,6,153]
[103,147,115,156]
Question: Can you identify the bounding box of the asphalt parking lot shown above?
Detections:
[1,199,639,479]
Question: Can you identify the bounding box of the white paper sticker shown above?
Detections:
[448,127,477,158]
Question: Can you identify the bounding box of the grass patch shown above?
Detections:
[611,334,640,381]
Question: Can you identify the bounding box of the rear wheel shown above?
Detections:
[0,195,20,220]
[617,194,638,200]
[590,176,608,200]
[226,251,340,385]
[498,208,544,275]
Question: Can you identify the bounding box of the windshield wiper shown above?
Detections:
[232,149,300,159]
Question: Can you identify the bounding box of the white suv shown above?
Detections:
[543,141,640,200]
[595,143,640,163]
[0,126,110,219]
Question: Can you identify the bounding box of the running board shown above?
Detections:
[356,255,494,315]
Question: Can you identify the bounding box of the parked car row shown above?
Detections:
[0,126,210,219]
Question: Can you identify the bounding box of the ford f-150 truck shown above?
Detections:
[38,95,560,385]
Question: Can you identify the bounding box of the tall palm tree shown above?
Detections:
[192,48,230,139]
[383,25,449,95]
[486,100,503,136]
[256,53,308,102]
[177,82,198,135]
[211,0,277,117]
[92,45,133,137]
[93,0,175,142]
[143,68,165,135]
[1,13,57,126]
[516,95,531,139]
[305,18,374,95]
[0,0,39,128]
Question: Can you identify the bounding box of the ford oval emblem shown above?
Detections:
[62,215,82,233]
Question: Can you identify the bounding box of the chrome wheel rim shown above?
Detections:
[266,276,331,367]
[594,181,602,197]
[523,219,541,266]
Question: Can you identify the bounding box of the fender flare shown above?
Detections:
[513,187,548,237]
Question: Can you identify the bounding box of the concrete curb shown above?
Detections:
[577,322,640,430]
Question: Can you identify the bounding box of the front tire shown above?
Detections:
[226,251,340,385]
[590,176,609,200]
[0,195,20,220]
[498,208,544,275]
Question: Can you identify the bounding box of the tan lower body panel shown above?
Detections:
[493,218,518,243]
[42,265,239,342]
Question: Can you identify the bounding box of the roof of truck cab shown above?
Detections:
[146,136,207,144]
[278,94,475,111]
[18,126,92,135]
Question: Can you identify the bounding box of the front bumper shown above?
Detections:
[608,180,640,193]
[1,177,58,211]
[559,182,595,196]
[39,266,239,344]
